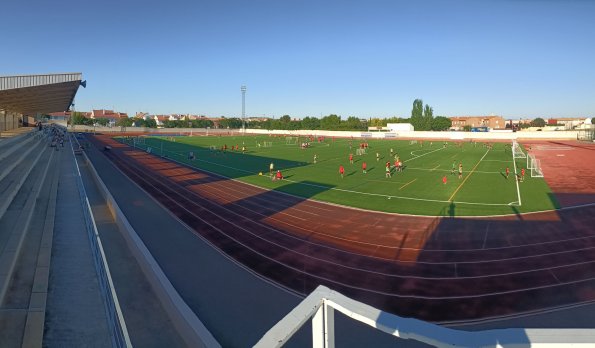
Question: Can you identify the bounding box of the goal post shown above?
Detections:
[512,140,526,159]
[527,154,536,170]
[531,158,544,178]
[286,136,298,145]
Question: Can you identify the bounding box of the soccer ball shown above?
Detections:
[258,172,263,176]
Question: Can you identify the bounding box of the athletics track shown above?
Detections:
[89,134,595,323]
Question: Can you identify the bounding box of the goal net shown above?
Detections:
[263,141,273,148]
[531,158,543,178]
[512,140,526,159]
[286,136,298,145]
[527,154,536,170]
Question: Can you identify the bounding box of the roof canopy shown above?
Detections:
[0,73,83,115]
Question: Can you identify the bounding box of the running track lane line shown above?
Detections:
[448,148,490,202]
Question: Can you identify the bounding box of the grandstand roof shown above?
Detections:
[0,73,84,114]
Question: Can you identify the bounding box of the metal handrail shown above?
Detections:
[70,132,132,348]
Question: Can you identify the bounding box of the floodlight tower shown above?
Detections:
[241,85,246,134]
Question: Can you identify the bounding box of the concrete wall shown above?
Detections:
[0,111,22,132]
[244,128,579,140]
[67,125,579,140]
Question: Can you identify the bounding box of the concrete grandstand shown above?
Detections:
[1,74,595,347]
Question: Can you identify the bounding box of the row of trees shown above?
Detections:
[409,99,451,131]
[162,118,216,128]
[250,114,367,131]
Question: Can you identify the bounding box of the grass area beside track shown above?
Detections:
[116,134,558,216]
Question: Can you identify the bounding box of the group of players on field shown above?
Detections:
[264,137,529,185]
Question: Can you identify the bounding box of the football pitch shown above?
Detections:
[118,135,558,216]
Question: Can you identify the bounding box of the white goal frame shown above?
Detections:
[285,136,298,145]
[512,140,526,159]
[531,159,544,178]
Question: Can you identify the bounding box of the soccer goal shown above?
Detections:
[512,140,526,159]
[286,136,298,145]
[356,148,367,156]
[527,154,544,177]
[530,158,544,178]
[263,141,273,148]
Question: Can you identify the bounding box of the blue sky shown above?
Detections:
[1,0,594,119]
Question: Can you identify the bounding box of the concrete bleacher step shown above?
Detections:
[0,145,57,347]
[0,139,48,223]
[0,148,60,348]
[0,132,36,163]
[0,145,55,304]
[0,128,34,151]
[0,134,42,184]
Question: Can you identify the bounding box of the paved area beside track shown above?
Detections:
[76,147,186,347]
[83,139,416,346]
[44,142,112,347]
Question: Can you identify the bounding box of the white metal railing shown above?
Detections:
[70,131,132,348]
[255,285,595,348]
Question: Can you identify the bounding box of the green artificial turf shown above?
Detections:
[116,135,558,217]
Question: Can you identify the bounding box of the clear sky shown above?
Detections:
[1,0,594,119]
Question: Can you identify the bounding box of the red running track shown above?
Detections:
[90,135,595,322]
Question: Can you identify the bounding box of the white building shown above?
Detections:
[386,123,414,132]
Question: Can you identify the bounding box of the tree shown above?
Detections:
[369,118,385,127]
[302,117,320,130]
[422,104,434,131]
[411,99,424,130]
[320,114,341,130]
[219,117,243,129]
[116,117,133,127]
[279,115,291,123]
[431,116,452,131]
[70,112,87,125]
[530,117,546,127]
[95,118,110,126]
[592,117,595,125]
[343,116,365,131]
[191,119,213,128]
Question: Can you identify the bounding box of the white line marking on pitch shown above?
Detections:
[406,147,445,162]
[399,179,417,190]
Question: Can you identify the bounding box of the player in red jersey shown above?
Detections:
[520,168,526,182]
[274,170,283,181]
[339,165,345,178]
